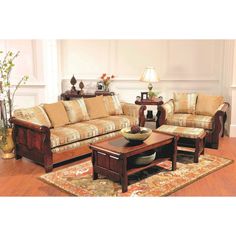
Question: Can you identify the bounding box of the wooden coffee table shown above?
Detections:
[90,132,178,193]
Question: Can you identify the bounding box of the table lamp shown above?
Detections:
[140,66,159,93]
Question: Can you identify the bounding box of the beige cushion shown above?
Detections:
[174,92,197,114]
[103,95,123,115]
[84,95,109,119]
[14,105,52,128]
[63,98,90,123]
[43,101,70,128]
[156,125,205,139]
[196,94,224,116]
[166,113,213,130]
[50,115,137,148]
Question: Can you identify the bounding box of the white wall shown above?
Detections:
[60,40,226,103]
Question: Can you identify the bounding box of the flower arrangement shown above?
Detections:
[100,73,115,91]
[0,51,29,147]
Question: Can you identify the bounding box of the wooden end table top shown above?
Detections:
[90,132,174,158]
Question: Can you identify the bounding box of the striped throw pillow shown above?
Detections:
[103,95,123,115]
[174,92,197,114]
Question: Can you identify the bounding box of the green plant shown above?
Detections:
[148,90,159,99]
[0,51,29,145]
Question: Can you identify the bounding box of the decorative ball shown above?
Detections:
[131,125,141,134]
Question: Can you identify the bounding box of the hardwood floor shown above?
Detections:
[0,137,236,196]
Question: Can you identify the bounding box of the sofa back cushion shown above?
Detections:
[84,95,109,119]
[63,98,90,123]
[43,101,70,128]
[14,105,52,127]
[196,94,224,116]
[103,95,123,115]
[174,92,197,114]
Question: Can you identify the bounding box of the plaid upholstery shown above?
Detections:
[161,100,174,119]
[156,125,205,139]
[14,105,52,128]
[50,115,137,148]
[121,103,140,120]
[166,113,213,130]
[52,131,120,153]
[174,92,197,114]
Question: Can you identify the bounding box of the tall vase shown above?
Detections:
[104,85,109,92]
[0,128,15,159]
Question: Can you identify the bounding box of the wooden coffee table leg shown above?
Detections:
[121,157,128,193]
[194,138,200,163]
[171,136,178,171]
[92,150,98,180]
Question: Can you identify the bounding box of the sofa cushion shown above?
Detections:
[103,95,123,115]
[63,98,90,123]
[174,92,197,114]
[50,115,137,148]
[43,101,70,128]
[157,125,205,139]
[196,94,224,116]
[84,95,109,119]
[166,113,213,130]
[14,105,52,127]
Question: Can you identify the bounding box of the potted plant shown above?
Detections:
[0,51,28,159]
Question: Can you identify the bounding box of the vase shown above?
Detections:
[0,128,15,159]
[104,85,109,92]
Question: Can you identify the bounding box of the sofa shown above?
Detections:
[157,93,229,149]
[11,95,146,172]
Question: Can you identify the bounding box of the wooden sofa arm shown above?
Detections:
[214,102,230,116]
[10,117,53,173]
[10,117,50,133]
[157,99,174,128]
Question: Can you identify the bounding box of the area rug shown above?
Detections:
[40,154,233,196]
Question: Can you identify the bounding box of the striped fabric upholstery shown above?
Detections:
[51,131,120,153]
[50,115,137,148]
[121,103,140,121]
[103,95,123,115]
[63,98,90,123]
[161,100,174,119]
[156,125,205,139]
[166,113,213,130]
[14,105,52,128]
[174,92,197,114]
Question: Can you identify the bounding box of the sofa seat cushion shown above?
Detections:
[157,125,205,139]
[50,115,137,148]
[166,114,213,130]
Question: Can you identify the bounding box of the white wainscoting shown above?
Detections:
[0,40,46,110]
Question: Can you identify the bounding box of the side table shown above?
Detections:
[135,99,163,128]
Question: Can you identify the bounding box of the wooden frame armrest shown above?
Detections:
[10,117,50,133]
[214,102,230,117]
[157,99,174,127]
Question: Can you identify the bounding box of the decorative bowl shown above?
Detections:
[129,153,156,166]
[121,127,152,143]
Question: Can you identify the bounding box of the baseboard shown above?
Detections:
[229,124,236,137]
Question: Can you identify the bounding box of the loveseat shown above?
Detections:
[11,95,146,172]
[157,93,229,149]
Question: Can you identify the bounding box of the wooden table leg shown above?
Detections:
[92,150,98,180]
[194,138,200,163]
[121,157,128,193]
[171,136,178,171]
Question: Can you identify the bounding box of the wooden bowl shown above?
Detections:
[121,127,152,143]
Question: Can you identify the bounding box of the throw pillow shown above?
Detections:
[174,92,197,114]
[84,95,109,119]
[103,95,123,115]
[196,94,224,116]
[14,105,52,128]
[63,98,90,123]
[43,101,70,128]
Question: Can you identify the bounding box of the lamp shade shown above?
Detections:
[140,67,159,83]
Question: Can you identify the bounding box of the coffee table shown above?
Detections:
[90,132,178,193]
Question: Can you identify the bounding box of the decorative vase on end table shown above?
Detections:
[0,128,15,159]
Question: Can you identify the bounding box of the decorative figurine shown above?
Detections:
[79,81,85,96]
[70,75,77,93]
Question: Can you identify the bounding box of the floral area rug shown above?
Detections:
[40,154,233,196]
